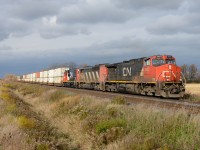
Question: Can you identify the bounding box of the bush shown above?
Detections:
[95,118,127,134]
[36,143,49,150]
[19,84,45,96]
[69,104,89,119]
[111,96,126,105]
[6,104,16,113]
[99,127,128,145]
[4,74,17,81]
[0,91,12,101]
[184,93,200,102]
[49,90,66,102]
[0,89,17,103]
[18,116,35,129]
[3,83,17,89]
[106,105,124,118]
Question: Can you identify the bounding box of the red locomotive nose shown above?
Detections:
[156,64,181,82]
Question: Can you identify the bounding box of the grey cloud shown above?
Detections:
[8,0,88,21]
[59,2,133,24]
[0,45,13,59]
[112,0,184,10]
[146,15,187,35]
[0,17,33,40]
[11,0,59,20]
[0,31,9,41]
[39,23,90,39]
[146,13,200,35]
[0,0,200,77]
[87,37,147,56]
[27,35,200,66]
[84,36,200,66]
[188,0,200,13]
[1,34,200,77]
[145,0,200,35]
[0,0,83,41]
[0,45,12,51]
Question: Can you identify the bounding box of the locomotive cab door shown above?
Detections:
[143,58,156,82]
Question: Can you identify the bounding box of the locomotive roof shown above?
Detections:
[106,57,146,68]
[144,55,175,60]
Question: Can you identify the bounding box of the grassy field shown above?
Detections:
[186,83,200,95]
[185,83,200,101]
[1,82,200,149]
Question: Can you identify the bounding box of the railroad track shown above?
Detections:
[51,85,200,114]
[20,82,200,114]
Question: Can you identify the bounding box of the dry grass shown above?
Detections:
[18,116,35,129]
[0,82,79,150]
[21,87,200,149]
[0,95,34,150]
[3,81,200,150]
[185,83,200,101]
[186,83,200,95]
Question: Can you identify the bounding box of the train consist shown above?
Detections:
[18,55,185,98]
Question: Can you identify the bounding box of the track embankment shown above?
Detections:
[53,86,200,114]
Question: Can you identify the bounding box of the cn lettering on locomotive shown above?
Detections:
[123,67,132,76]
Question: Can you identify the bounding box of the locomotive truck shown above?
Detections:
[19,55,185,98]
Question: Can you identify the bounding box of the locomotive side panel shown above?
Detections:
[107,67,117,81]
[99,65,108,82]
[113,58,144,81]
[76,69,81,82]
[80,67,99,83]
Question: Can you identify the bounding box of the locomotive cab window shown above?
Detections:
[144,59,151,66]
[166,59,176,64]
[152,59,165,66]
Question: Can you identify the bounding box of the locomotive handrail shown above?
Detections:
[156,72,163,90]
[181,72,186,86]
[156,72,163,82]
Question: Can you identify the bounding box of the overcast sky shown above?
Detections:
[0,0,200,77]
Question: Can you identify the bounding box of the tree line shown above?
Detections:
[181,64,200,83]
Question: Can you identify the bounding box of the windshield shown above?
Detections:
[152,59,176,66]
[166,59,176,64]
[152,59,165,66]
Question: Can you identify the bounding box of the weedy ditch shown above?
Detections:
[0,82,79,150]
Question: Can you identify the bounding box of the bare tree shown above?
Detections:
[181,64,189,80]
[65,62,77,70]
[4,74,17,81]
[197,73,200,82]
[78,64,89,68]
[189,64,198,81]
[47,62,77,70]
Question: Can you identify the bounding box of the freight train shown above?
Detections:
[18,55,186,98]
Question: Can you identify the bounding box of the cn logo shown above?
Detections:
[123,67,132,76]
